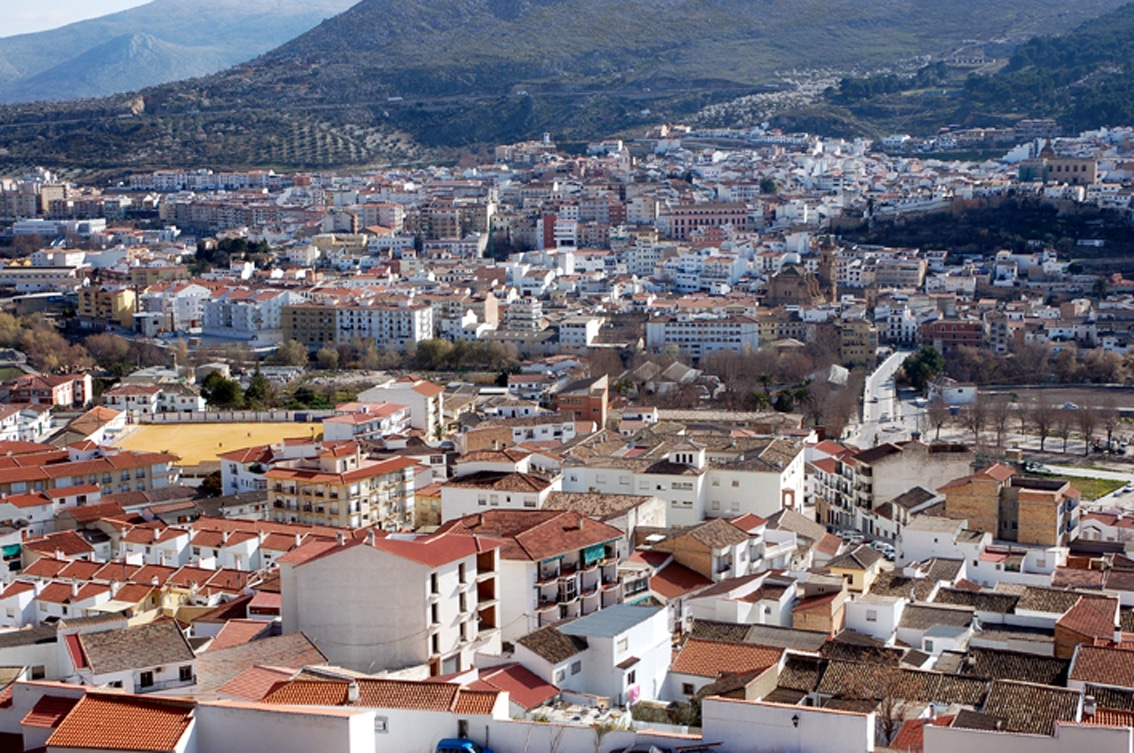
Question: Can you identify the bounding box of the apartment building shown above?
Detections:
[664,202,749,240]
[644,314,760,360]
[554,374,609,428]
[440,471,561,523]
[282,302,433,351]
[358,377,445,438]
[814,441,974,536]
[279,529,501,676]
[265,443,418,530]
[3,373,92,408]
[941,464,1081,546]
[437,509,625,640]
[0,442,177,497]
[77,285,136,328]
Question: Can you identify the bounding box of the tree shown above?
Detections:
[959,394,988,446]
[199,471,223,498]
[200,371,244,409]
[1055,409,1075,453]
[927,398,950,441]
[271,339,309,367]
[989,395,1014,450]
[1101,397,1122,450]
[315,346,340,370]
[1077,404,1100,456]
[0,312,20,347]
[244,371,273,409]
[84,333,132,374]
[759,176,778,194]
[1029,394,1058,452]
[899,347,944,392]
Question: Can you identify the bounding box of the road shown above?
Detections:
[849,349,915,446]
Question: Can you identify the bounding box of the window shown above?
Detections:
[431,604,440,624]
[571,661,582,675]
[626,670,636,686]
[732,480,740,488]
[374,716,389,734]
[430,573,439,594]
[924,639,934,653]
[682,682,695,695]
[616,637,628,653]
[458,563,467,584]
[179,665,193,682]
[139,671,154,689]
[711,501,720,511]
[866,610,878,623]
[431,634,440,654]
[555,668,566,683]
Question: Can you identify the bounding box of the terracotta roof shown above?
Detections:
[1082,707,1134,727]
[216,665,298,701]
[475,663,558,711]
[1069,645,1134,690]
[194,633,327,692]
[1057,595,1118,640]
[263,678,465,710]
[650,562,713,600]
[890,715,956,753]
[443,470,553,492]
[437,510,620,561]
[958,647,1069,686]
[46,694,195,752]
[208,619,272,651]
[827,544,883,570]
[20,695,79,728]
[670,639,781,679]
[453,689,500,715]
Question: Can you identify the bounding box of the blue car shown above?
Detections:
[436,740,494,753]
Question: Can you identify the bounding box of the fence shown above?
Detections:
[136,410,336,424]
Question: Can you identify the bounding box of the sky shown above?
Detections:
[2,0,152,38]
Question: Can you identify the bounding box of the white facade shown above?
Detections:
[701,697,876,753]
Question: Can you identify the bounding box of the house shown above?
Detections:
[824,545,884,593]
[683,572,797,628]
[439,471,561,523]
[44,692,198,753]
[358,377,445,438]
[554,374,609,428]
[844,593,906,645]
[322,402,412,443]
[435,509,625,640]
[666,638,782,701]
[278,529,501,676]
[63,619,196,693]
[2,373,92,409]
[942,465,1081,547]
[514,604,669,705]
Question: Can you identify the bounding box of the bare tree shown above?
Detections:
[989,395,1014,450]
[1030,394,1058,452]
[1078,404,1100,456]
[927,398,950,442]
[1101,396,1122,450]
[1055,409,1075,454]
[959,394,988,446]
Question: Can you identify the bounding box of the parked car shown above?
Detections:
[437,740,494,753]
[848,533,865,546]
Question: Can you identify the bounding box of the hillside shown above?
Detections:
[0,0,359,103]
[0,0,1127,173]
[793,2,1134,137]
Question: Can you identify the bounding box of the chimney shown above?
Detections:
[336,532,346,546]
[365,528,376,546]
[159,553,166,567]
[151,576,160,587]
[347,681,360,703]
[295,533,303,548]
[109,579,120,597]
[223,531,230,544]
[1084,696,1097,718]
[70,581,79,598]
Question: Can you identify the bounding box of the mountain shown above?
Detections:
[0,0,360,103]
[0,0,1127,173]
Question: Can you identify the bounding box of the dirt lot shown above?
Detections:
[114,423,320,466]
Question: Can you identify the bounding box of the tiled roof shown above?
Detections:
[263,678,474,711]
[452,689,500,715]
[437,510,620,561]
[1069,645,1134,691]
[1016,587,1087,615]
[216,665,297,701]
[20,695,78,728]
[194,632,327,692]
[543,491,652,520]
[670,639,781,678]
[1086,684,1134,711]
[1083,707,1134,727]
[515,626,588,664]
[475,663,558,711]
[933,588,1019,614]
[46,694,195,752]
[826,544,883,570]
[208,619,272,651]
[1053,567,1107,590]
[980,679,1082,735]
[898,603,974,632]
[650,562,713,600]
[1057,595,1118,639]
[80,620,194,676]
[958,647,1069,686]
[777,654,825,692]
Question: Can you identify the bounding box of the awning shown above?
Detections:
[582,544,606,566]
[1,545,20,558]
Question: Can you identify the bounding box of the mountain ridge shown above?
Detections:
[0,0,1128,173]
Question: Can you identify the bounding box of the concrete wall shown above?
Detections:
[923,722,1131,753]
[701,697,875,753]
[195,702,375,753]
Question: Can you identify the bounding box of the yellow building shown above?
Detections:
[266,443,417,529]
[77,285,136,327]
[824,545,883,593]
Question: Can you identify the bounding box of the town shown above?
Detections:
[0,121,1133,753]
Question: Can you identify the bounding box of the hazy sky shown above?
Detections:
[2,0,152,38]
